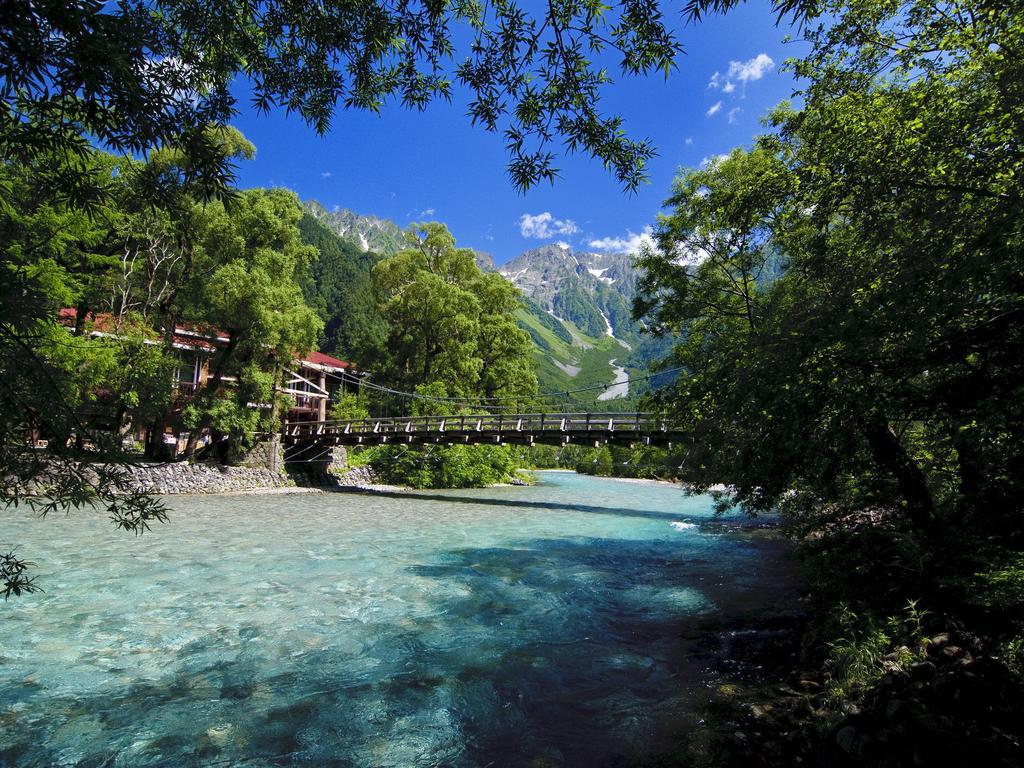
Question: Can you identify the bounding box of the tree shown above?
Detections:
[635,0,1023,545]
[363,223,537,488]
[476,271,543,400]
[631,5,1024,754]
[373,222,537,400]
[0,133,323,595]
[176,188,323,458]
[1,146,177,585]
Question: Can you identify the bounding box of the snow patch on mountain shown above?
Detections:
[500,268,529,284]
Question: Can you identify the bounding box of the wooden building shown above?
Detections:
[57,309,353,451]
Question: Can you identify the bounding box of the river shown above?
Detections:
[0,472,795,767]
[596,360,629,401]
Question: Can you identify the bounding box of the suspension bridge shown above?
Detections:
[283,412,682,449]
[279,363,686,459]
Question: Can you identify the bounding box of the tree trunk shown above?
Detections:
[953,428,984,512]
[268,361,282,430]
[73,302,89,336]
[865,417,936,532]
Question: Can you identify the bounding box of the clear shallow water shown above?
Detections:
[1,472,794,767]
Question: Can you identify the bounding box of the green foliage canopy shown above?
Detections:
[634,0,1024,539]
[0,131,323,594]
[0,0,809,197]
[373,222,538,401]
[362,223,538,488]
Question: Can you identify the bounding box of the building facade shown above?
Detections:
[57,309,352,454]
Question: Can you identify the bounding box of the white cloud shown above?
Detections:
[707,53,775,95]
[320,171,332,178]
[519,212,578,239]
[729,53,775,83]
[706,101,723,117]
[684,137,694,145]
[587,225,656,255]
[728,107,741,124]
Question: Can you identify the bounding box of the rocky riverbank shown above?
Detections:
[127,462,383,494]
[13,458,381,496]
[121,462,294,495]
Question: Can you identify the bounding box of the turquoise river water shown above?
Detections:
[1,471,795,767]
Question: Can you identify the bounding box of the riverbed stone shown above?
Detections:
[835,725,858,753]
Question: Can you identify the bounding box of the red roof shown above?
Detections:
[59,309,223,351]
[302,350,349,370]
[58,307,115,331]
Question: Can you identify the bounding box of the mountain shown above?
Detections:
[305,200,406,256]
[304,202,498,274]
[298,200,672,407]
[499,243,641,345]
[297,212,388,361]
[473,250,496,272]
[497,243,676,408]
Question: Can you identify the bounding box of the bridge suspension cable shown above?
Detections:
[323,365,684,410]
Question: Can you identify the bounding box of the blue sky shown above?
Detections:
[231,1,805,266]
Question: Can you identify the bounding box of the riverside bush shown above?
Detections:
[354,444,520,489]
[823,601,928,704]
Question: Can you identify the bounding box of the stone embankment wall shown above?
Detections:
[287,463,376,490]
[14,442,377,496]
[122,462,378,494]
[238,437,285,472]
[122,463,294,495]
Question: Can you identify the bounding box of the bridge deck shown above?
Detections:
[284,412,680,448]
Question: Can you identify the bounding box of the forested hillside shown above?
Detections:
[297,212,387,362]
[304,201,406,256]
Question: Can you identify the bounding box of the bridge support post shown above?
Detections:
[317,371,328,421]
[240,435,284,472]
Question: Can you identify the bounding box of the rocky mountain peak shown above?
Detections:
[305,201,406,256]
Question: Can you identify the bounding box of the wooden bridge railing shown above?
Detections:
[283,412,678,447]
